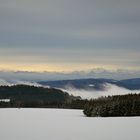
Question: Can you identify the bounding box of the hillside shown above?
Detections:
[39,78,115,90]
[0,85,81,108]
[39,78,140,90]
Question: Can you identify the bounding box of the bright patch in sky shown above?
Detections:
[0,0,140,72]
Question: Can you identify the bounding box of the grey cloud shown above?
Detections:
[0,0,140,39]
[0,0,140,70]
[0,69,139,81]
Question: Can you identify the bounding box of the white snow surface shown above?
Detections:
[0,108,140,140]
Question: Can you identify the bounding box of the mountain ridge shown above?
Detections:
[39,78,140,90]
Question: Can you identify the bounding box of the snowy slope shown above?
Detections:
[0,109,140,140]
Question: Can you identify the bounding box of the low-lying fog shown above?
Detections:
[61,83,140,99]
[0,79,42,87]
[0,78,140,99]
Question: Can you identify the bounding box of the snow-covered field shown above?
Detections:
[0,109,140,140]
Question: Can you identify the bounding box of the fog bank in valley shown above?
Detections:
[62,84,140,99]
[0,78,140,99]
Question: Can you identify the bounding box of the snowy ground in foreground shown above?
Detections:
[0,109,140,140]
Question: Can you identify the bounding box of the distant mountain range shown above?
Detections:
[39,78,140,90]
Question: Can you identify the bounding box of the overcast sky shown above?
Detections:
[0,0,140,73]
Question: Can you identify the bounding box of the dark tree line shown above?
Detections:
[0,85,85,109]
[0,85,140,117]
[83,94,140,117]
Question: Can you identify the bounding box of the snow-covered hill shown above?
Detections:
[0,109,139,140]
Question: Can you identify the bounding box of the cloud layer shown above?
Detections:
[0,0,140,72]
[0,69,139,81]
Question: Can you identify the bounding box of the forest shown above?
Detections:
[84,94,140,117]
[0,85,139,117]
[0,85,81,108]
